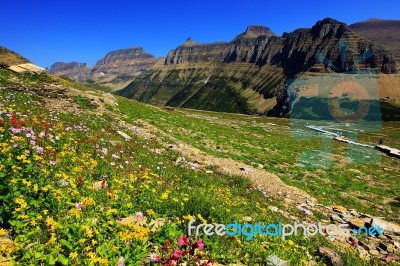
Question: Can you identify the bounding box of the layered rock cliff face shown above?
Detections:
[49,47,156,90]
[48,62,89,78]
[118,18,398,116]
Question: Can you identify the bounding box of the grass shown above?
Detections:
[116,97,400,224]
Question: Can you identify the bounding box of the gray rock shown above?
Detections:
[339,213,353,222]
[361,217,372,225]
[266,255,290,266]
[330,214,345,223]
[268,206,279,212]
[318,247,343,266]
[371,218,400,236]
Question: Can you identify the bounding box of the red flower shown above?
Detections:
[178,235,189,247]
[77,175,83,188]
[194,239,204,250]
[11,114,18,128]
[171,250,182,261]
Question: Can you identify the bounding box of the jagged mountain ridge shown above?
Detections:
[48,47,157,90]
[118,18,398,116]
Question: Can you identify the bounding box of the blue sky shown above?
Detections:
[1,0,399,68]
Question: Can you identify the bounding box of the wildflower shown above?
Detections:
[15,198,28,211]
[161,192,169,200]
[33,145,44,154]
[46,233,57,245]
[178,235,189,247]
[183,214,195,220]
[146,209,155,216]
[0,228,7,236]
[149,253,161,262]
[75,202,83,209]
[77,175,83,188]
[298,205,312,216]
[112,153,119,159]
[135,211,144,219]
[117,256,125,266]
[69,252,78,260]
[194,239,204,250]
[171,250,182,261]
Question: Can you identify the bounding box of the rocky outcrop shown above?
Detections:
[0,46,29,68]
[49,47,157,91]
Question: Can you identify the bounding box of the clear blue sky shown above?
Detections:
[1,0,399,68]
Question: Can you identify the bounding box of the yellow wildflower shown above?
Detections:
[15,198,27,211]
[69,251,78,260]
[0,228,7,236]
[161,192,169,200]
[46,233,57,245]
[183,214,195,221]
[146,209,155,216]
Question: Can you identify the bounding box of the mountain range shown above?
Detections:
[43,18,400,118]
[48,47,156,91]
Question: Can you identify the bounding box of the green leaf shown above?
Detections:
[59,239,72,250]
[48,254,56,265]
[58,253,69,265]
[35,251,44,259]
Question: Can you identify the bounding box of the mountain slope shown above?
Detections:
[118,18,398,115]
[0,46,29,67]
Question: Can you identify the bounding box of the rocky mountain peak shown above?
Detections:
[310,17,349,38]
[94,47,154,67]
[245,25,273,36]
